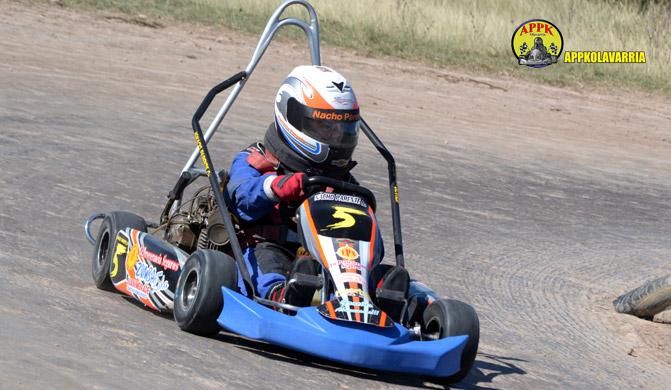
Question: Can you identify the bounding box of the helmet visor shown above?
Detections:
[299,107,360,149]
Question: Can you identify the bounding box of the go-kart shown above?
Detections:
[84,0,479,383]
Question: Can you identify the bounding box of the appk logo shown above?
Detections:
[511,19,563,68]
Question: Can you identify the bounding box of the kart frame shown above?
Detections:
[175,0,405,299]
[81,3,477,378]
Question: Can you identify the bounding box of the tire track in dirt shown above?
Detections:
[391,136,671,387]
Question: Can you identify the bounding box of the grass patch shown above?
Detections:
[43,0,671,94]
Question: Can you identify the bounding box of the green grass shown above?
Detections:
[42,0,671,94]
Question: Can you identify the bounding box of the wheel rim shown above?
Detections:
[182,269,199,309]
[424,317,442,340]
[96,230,110,269]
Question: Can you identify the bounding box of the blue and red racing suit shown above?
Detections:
[226,142,305,298]
[226,142,379,299]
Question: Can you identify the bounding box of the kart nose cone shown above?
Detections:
[217,287,468,377]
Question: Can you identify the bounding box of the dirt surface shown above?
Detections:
[2,1,671,388]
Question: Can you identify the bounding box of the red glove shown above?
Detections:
[270,173,305,203]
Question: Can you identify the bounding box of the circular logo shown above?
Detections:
[336,245,359,261]
[511,19,563,68]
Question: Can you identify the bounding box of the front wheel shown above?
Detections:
[423,299,480,383]
[174,250,238,336]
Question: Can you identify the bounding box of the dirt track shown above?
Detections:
[2,2,671,388]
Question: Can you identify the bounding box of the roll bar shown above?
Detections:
[180,0,405,298]
[360,119,404,267]
[181,0,320,174]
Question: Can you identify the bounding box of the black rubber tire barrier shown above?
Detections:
[613,274,671,320]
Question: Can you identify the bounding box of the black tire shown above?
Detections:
[423,299,480,383]
[613,275,671,319]
[92,211,147,291]
[174,249,238,336]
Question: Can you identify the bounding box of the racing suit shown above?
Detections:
[227,140,364,300]
[226,141,299,298]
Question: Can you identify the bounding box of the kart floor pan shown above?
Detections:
[217,287,468,377]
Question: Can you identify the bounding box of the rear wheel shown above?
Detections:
[174,249,238,336]
[92,211,147,291]
[423,299,480,383]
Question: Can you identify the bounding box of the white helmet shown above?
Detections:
[265,65,360,175]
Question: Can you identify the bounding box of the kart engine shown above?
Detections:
[160,186,229,253]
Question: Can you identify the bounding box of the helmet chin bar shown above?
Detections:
[180,1,405,300]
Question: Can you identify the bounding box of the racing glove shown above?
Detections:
[266,173,306,203]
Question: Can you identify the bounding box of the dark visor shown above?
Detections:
[297,106,360,148]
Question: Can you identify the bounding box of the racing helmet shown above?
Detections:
[265,65,360,176]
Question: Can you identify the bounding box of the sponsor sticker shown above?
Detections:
[134,261,170,292]
[338,273,365,284]
[332,96,353,106]
[126,242,139,275]
[193,131,211,176]
[336,308,379,315]
[344,288,365,296]
[324,206,368,230]
[335,300,380,316]
[110,234,128,278]
[313,192,368,208]
[336,245,359,261]
[139,246,180,272]
[338,259,363,270]
[127,278,150,298]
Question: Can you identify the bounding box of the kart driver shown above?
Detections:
[226,65,361,307]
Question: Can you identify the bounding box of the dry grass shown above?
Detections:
[44,0,671,94]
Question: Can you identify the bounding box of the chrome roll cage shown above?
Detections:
[181,0,321,174]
